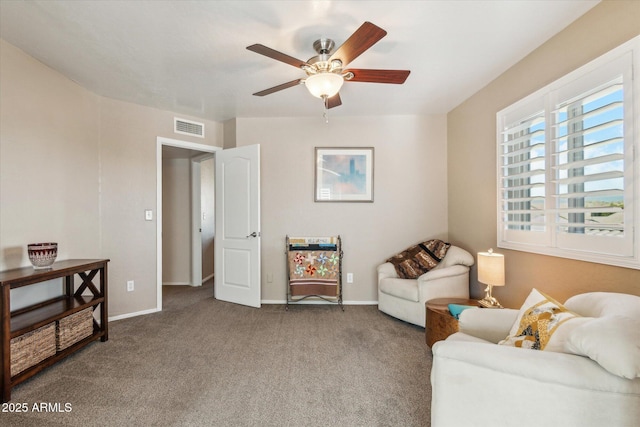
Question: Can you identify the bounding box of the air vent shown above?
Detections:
[174,118,204,138]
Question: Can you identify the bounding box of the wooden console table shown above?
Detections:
[0,259,109,402]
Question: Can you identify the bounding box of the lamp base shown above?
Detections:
[478,285,503,308]
[478,297,503,308]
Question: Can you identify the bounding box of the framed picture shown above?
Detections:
[315,147,374,202]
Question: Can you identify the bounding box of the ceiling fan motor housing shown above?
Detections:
[313,38,335,55]
[306,38,343,74]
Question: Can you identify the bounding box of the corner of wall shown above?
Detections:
[223,118,237,149]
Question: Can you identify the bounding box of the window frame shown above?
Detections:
[496,35,639,270]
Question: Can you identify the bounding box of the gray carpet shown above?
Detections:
[3,282,432,426]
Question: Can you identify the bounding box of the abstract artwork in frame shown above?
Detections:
[315,147,374,202]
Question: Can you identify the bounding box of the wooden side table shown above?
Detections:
[425,298,479,347]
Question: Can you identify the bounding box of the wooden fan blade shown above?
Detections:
[253,79,303,96]
[345,69,410,84]
[325,93,342,109]
[246,44,309,68]
[329,22,387,67]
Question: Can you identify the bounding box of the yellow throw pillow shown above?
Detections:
[499,288,589,352]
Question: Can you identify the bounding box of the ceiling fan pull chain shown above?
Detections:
[323,96,329,123]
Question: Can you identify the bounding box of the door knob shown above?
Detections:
[246,231,258,238]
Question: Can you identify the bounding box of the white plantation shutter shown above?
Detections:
[551,65,632,256]
[497,36,638,269]
[499,107,548,246]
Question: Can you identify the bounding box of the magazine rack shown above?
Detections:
[285,236,343,310]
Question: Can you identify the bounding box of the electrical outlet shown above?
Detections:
[127,280,134,292]
[346,273,353,283]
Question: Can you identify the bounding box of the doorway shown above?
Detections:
[156,137,219,311]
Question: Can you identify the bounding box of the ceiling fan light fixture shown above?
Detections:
[247,22,409,110]
[305,72,344,99]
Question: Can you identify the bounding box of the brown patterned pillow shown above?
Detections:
[386,239,451,279]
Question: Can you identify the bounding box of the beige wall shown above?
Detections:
[98,98,223,317]
[0,40,101,271]
[162,157,192,284]
[447,0,640,308]
[0,40,101,309]
[223,119,237,149]
[236,115,448,302]
[0,39,224,317]
[3,34,446,311]
[1,42,448,310]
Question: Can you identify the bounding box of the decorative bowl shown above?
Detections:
[27,242,58,269]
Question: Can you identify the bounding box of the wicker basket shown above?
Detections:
[10,322,56,376]
[56,308,94,351]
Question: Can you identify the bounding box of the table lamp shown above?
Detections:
[477,249,505,308]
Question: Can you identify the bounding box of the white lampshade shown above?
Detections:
[477,250,505,287]
[305,72,344,98]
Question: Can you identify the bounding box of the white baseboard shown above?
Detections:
[261,299,378,305]
[163,274,213,287]
[109,299,377,322]
[109,307,160,322]
[344,300,378,305]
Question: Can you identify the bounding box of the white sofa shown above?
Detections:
[377,246,474,327]
[431,292,640,427]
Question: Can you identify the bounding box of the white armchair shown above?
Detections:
[377,246,474,327]
[431,292,640,427]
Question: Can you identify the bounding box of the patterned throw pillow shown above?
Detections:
[386,239,451,279]
[499,288,588,352]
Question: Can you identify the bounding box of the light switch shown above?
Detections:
[145,210,153,221]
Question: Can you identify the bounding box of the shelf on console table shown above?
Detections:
[0,259,109,402]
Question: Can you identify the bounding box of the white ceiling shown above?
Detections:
[0,0,599,122]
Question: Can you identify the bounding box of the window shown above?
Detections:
[497,36,639,269]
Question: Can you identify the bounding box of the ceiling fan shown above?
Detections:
[246,21,410,110]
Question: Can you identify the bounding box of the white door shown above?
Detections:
[214,144,261,307]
